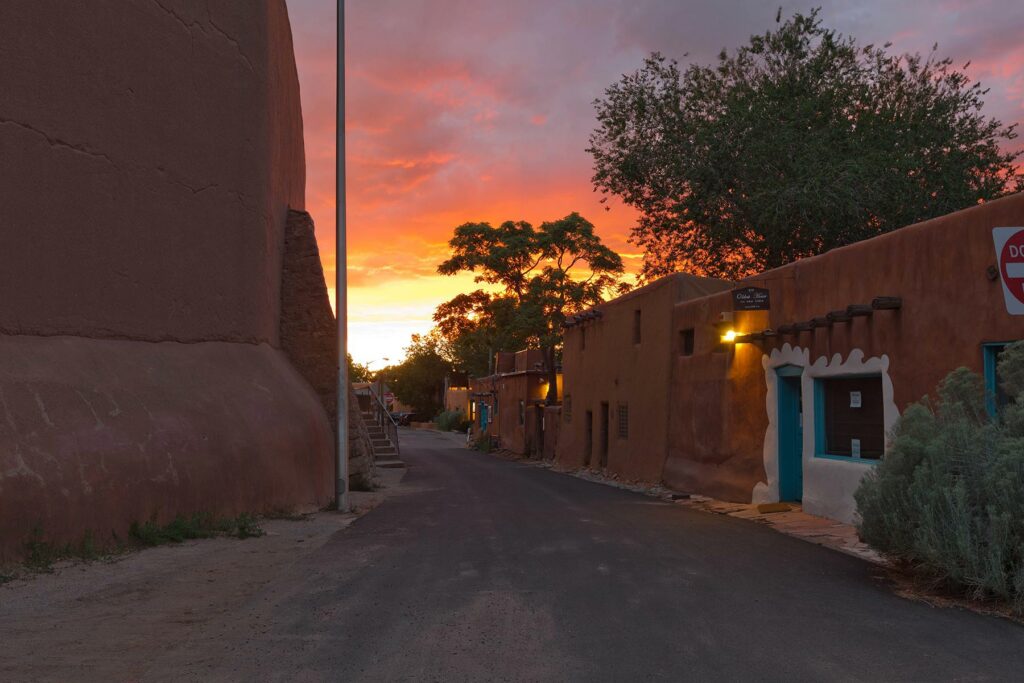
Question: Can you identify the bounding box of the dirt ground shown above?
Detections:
[0,469,405,682]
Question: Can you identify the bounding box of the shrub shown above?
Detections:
[855,342,1024,611]
[434,409,472,433]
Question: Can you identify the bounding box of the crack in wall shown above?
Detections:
[0,118,118,169]
[148,0,256,73]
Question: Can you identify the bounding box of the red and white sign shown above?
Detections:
[994,227,1024,315]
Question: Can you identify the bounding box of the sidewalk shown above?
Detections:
[675,496,884,565]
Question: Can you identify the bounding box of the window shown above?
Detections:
[518,400,525,425]
[564,395,572,423]
[469,401,476,421]
[815,376,884,460]
[984,343,1018,417]
[680,328,695,356]
[617,402,629,439]
[633,309,642,344]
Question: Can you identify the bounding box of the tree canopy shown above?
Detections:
[589,9,1023,281]
[435,213,625,390]
[375,333,451,417]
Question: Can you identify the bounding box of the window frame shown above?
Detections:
[617,402,629,440]
[812,373,885,464]
[984,342,1016,418]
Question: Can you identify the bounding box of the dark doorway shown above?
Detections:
[585,410,593,466]
[599,402,609,468]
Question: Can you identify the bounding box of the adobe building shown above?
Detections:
[0,1,359,561]
[556,274,734,480]
[558,194,1024,524]
[443,372,472,417]
[470,349,562,456]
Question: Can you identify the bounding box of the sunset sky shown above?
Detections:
[287,0,1024,365]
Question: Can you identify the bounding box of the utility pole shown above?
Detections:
[335,0,349,512]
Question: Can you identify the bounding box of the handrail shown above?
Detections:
[368,382,400,456]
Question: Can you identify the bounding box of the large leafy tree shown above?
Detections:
[589,9,1023,281]
[376,333,452,417]
[435,212,624,400]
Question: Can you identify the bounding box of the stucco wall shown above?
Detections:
[0,1,334,561]
[0,0,304,343]
[665,193,1024,522]
[556,274,733,481]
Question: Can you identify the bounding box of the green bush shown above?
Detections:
[434,409,472,433]
[855,341,1024,611]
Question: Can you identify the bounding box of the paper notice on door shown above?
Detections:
[850,391,862,408]
[851,438,861,458]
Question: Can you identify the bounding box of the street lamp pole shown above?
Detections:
[336,0,349,512]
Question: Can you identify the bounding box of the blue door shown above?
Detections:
[776,367,803,502]
[479,403,489,428]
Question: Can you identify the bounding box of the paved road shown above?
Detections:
[173,429,1024,681]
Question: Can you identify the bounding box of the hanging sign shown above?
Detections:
[993,227,1024,315]
[732,286,771,311]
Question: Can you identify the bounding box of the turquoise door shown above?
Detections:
[479,403,489,428]
[776,367,803,502]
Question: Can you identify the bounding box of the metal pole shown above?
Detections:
[336,0,349,512]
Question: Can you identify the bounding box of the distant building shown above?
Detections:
[557,194,1024,524]
[443,372,471,417]
[470,349,562,457]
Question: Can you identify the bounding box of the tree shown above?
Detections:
[589,9,1023,281]
[436,212,624,401]
[347,354,372,383]
[375,333,451,417]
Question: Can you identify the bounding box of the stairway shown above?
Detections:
[361,411,405,468]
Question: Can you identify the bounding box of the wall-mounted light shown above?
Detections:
[721,329,738,344]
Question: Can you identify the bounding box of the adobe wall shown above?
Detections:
[556,275,732,481]
[0,0,303,343]
[0,1,336,561]
[542,406,561,461]
[665,193,1024,522]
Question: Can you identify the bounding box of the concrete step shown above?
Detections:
[374,447,397,456]
[375,459,406,469]
[371,438,392,447]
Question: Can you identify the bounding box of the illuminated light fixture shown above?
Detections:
[721,329,738,343]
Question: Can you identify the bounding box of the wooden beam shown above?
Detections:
[847,304,873,317]
[826,310,852,323]
[872,296,902,310]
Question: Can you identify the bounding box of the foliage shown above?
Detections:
[589,9,1022,281]
[376,333,452,417]
[347,353,373,383]
[474,430,494,453]
[855,342,1024,611]
[435,212,625,384]
[129,512,263,547]
[434,409,472,433]
[22,527,102,572]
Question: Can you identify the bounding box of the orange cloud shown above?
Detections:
[289,0,1024,364]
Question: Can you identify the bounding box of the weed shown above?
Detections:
[129,512,264,547]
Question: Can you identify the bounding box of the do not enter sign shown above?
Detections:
[994,227,1024,314]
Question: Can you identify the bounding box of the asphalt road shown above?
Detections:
[170,429,1024,681]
